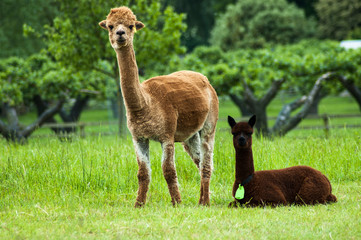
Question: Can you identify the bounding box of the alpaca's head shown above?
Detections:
[99,7,145,50]
[228,115,256,149]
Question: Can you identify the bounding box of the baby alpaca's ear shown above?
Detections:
[228,116,236,128]
[99,20,107,30]
[248,115,256,128]
[135,21,145,31]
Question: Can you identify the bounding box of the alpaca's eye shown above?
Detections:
[129,25,134,30]
[108,25,114,30]
[247,132,253,136]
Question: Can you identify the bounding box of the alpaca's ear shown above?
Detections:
[228,116,236,128]
[248,115,256,128]
[135,21,145,31]
[99,20,107,30]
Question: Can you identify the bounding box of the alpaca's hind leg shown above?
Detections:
[161,141,182,205]
[182,132,201,169]
[133,138,151,208]
[198,129,215,206]
[295,177,331,205]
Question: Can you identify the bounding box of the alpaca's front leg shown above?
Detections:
[133,138,150,208]
[161,142,181,205]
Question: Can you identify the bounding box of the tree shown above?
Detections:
[163,0,241,51]
[0,57,64,142]
[315,0,361,40]
[26,53,109,136]
[0,52,110,142]
[0,0,58,58]
[42,0,186,135]
[179,41,361,137]
[210,0,316,50]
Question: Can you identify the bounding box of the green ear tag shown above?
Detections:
[235,184,245,200]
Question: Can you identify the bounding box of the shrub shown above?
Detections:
[210,0,316,50]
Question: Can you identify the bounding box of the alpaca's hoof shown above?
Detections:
[134,201,145,208]
[198,199,210,206]
[172,200,182,207]
[228,201,238,208]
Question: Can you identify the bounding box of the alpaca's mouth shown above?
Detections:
[116,37,126,44]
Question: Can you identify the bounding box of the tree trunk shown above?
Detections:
[337,76,361,112]
[110,94,119,119]
[271,72,331,136]
[60,95,89,122]
[0,100,64,143]
[33,95,89,135]
[308,90,327,115]
[240,78,285,137]
[33,95,68,135]
[229,94,253,117]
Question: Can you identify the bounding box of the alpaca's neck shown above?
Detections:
[115,45,147,112]
[235,148,255,183]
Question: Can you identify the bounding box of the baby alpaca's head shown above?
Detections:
[228,115,256,149]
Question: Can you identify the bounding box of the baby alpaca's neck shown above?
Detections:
[235,148,255,184]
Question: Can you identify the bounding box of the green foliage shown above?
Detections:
[44,0,186,79]
[0,57,30,105]
[210,0,317,50]
[165,0,224,51]
[132,2,187,77]
[0,52,110,107]
[181,40,361,98]
[0,0,58,58]
[315,0,361,40]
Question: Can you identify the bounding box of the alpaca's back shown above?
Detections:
[142,70,218,142]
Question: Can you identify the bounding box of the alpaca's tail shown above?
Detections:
[326,194,337,203]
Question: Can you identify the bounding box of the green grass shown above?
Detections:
[1,95,360,238]
[1,130,361,239]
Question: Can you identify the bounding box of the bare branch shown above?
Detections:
[242,78,258,108]
[229,94,253,116]
[260,79,285,106]
[337,75,361,112]
[272,72,333,136]
[21,100,64,138]
[271,96,307,132]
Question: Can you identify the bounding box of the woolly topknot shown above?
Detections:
[107,6,137,26]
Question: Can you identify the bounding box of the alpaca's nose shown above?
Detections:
[116,30,125,36]
[238,137,246,146]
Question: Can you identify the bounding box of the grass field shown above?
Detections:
[1,96,361,239]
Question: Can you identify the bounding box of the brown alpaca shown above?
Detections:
[99,7,218,207]
[228,115,337,207]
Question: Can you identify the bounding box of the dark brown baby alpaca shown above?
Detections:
[228,115,337,207]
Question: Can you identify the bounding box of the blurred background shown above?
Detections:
[1,0,361,142]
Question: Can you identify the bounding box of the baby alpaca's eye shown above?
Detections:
[129,25,134,30]
[108,25,114,30]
